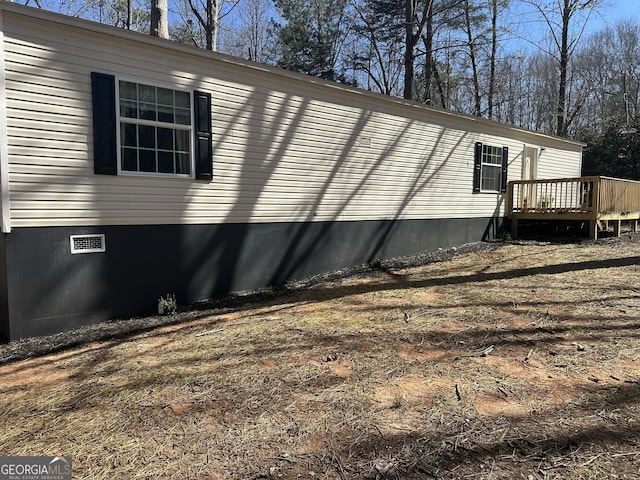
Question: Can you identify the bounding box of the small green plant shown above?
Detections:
[158,293,177,315]
[368,257,383,269]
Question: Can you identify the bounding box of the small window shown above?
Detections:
[117,80,192,177]
[473,142,508,193]
[481,145,503,192]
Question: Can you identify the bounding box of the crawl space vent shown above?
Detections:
[70,234,106,254]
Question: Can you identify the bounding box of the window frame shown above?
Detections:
[115,77,196,179]
[480,144,503,193]
[473,141,508,194]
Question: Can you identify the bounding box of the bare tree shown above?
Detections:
[173,0,239,50]
[520,0,600,136]
[461,0,482,115]
[492,53,526,125]
[25,0,149,30]
[487,0,510,119]
[419,3,435,103]
[239,0,271,61]
[223,0,275,62]
[571,19,640,136]
[189,0,215,49]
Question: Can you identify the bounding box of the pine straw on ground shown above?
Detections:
[1,236,640,479]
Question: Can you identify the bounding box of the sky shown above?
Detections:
[502,0,640,55]
[583,0,640,33]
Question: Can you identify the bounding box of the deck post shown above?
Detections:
[589,220,598,240]
[632,219,638,233]
[507,182,517,239]
[613,219,622,237]
[507,182,514,215]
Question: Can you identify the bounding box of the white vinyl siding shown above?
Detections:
[1,4,584,228]
[535,147,582,179]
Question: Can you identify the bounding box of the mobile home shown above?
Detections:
[0,2,584,340]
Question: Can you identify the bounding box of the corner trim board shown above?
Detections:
[0,10,10,233]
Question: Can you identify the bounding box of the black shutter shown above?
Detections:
[501,146,509,193]
[91,72,117,175]
[473,142,482,192]
[194,91,213,181]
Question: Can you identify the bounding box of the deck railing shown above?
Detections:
[508,176,640,238]
[510,176,597,215]
[509,176,640,216]
[598,177,640,214]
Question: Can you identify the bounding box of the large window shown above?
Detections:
[473,142,508,193]
[91,72,212,180]
[118,81,193,176]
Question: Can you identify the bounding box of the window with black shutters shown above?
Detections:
[473,142,508,193]
[91,72,213,181]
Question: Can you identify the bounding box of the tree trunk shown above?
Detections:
[126,0,132,30]
[488,0,498,119]
[422,6,434,103]
[150,0,169,39]
[404,0,416,100]
[433,62,447,108]
[463,0,481,116]
[206,0,214,50]
[556,0,571,136]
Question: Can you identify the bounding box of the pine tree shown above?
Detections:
[272,0,349,81]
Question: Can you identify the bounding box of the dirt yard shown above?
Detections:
[1,236,640,479]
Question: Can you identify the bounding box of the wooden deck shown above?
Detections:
[508,176,640,239]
